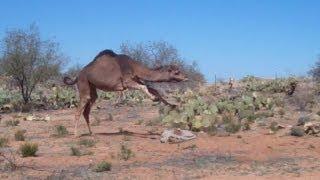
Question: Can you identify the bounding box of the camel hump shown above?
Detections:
[94,49,117,60]
[116,54,134,75]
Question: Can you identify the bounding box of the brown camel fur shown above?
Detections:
[64,49,187,137]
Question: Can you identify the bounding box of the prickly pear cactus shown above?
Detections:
[48,87,77,109]
[0,87,21,110]
[99,92,117,100]
[161,90,220,131]
[159,85,286,134]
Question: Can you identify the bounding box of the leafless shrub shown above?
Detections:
[287,90,315,111]
[309,57,320,82]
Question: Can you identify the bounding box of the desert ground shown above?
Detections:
[1,80,320,180]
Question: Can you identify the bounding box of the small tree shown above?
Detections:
[309,57,320,82]
[0,24,64,103]
[120,42,152,67]
[119,41,205,85]
[64,63,82,78]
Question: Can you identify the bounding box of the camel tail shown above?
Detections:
[63,76,78,85]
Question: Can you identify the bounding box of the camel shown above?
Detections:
[63,49,187,137]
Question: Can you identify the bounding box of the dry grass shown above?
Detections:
[19,142,38,157]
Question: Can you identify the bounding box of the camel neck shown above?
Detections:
[135,65,168,82]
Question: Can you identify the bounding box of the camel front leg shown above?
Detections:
[116,91,124,103]
[127,83,157,101]
[114,91,126,107]
[146,86,177,107]
[136,85,158,101]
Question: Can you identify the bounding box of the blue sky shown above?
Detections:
[0,0,319,81]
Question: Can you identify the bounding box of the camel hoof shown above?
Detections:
[170,104,177,109]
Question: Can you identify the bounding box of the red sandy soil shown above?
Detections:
[1,101,320,180]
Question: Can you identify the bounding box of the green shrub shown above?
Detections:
[122,90,146,104]
[225,123,241,133]
[254,96,275,110]
[243,76,298,93]
[241,75,259,83]
[99,91,115,100]
[78,139,95,147]
[15,129,26,141]
[290,126,305,137]
[93,161,112,172]
[5,120,20,127]
[70,146,94,156]
[20,142,38,157]
[0,88,11,106]
[49,87,77,109]
[118,144,134,161]
[256,111,274,119]
[278,108,285,116]
[53,125,68,137]
[217,100,237,114]
[222,113,234,124]
[269,121,279,132]
[242,121,251,131]
[273,95,285,107]
[297,115,310,126]
[70,146,81,156]
[238,110,256,121]
[205,125,217,136]
[0,137,9,148]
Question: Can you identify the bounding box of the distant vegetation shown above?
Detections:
[0,24,66,104]
[0,23,319,122]
[309,57,320,82]
[93,161,112,172]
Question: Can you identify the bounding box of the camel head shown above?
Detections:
[154,65,188,82]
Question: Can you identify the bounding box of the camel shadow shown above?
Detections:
[79,130,161,139]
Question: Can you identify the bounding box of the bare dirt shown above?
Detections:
[1,100,320,180]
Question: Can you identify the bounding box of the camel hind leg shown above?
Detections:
[83,85,97,135]
[74,97,90,137]
[74,80,91,137]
